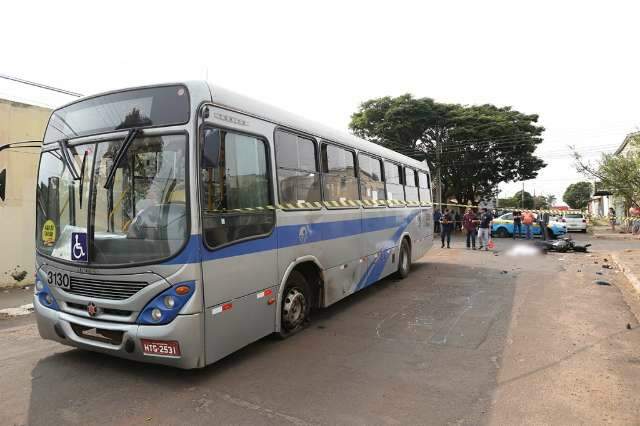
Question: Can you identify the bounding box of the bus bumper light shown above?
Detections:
[35,278,59,311]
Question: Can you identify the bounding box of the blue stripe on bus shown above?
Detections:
[164,210,423,265]
[355,210,420,290]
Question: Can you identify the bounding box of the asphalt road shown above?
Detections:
[1,234,639,425]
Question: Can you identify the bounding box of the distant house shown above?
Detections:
[0,98,51,285]
[587,131,639,218]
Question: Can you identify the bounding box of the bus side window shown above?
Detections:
[384,161,404,205]
[358,153,385,206]
[321,143,358,206]
[404,167,419,203]
[274,130,321,206]
[418,171,431,203]
[200,128,274,249]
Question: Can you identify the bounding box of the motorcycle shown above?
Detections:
[535,237,591,253]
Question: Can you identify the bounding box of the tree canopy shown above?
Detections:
[574,136,640,210]
[349,94,546,205]
[498,191,554,209]
[563,181,593,209]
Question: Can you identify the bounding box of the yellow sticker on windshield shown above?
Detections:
[42,219,56,246]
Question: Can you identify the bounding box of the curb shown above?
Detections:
[610,252,640,293]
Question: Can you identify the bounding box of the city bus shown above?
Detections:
[32,81,433,368]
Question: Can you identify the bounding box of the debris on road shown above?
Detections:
[595,280,612,286]
[0,303,34,317]
[602,264,613,269]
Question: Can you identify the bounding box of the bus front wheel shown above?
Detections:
[278,270,311,338]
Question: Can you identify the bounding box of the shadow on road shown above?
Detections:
[27,258,519,425]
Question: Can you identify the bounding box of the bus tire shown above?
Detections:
[278,270,311,338]
[397,239,411,279]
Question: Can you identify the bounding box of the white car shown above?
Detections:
[562,213,588,232]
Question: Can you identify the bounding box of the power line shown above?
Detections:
[0,73,83,97]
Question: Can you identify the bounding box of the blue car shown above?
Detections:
[491,213,567,238]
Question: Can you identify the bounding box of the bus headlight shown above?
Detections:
[151,308,163,321]
[163,296,176,309]
[36,279,44,291]
[137,281,195,325]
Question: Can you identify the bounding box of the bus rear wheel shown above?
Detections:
[278,270,311,338]
[397,239,411,279]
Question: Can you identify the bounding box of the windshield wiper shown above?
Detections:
[57,139,81,180]
[103,128,140,189]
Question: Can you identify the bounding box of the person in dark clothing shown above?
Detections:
[512,210,522,239]
[433,209,442,234]
[440,209,454,248]
[462,208,477,249]
[540,211,551,240]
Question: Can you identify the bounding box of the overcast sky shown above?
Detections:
[2,0,638,203]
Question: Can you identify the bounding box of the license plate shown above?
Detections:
[141,339,181,356]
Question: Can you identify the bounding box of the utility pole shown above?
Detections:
[435,134,443,210]
[521,181,525,208]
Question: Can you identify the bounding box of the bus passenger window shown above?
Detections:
[275,130,320,206]
[384,161,405,204]
[418,171,431,204]
[200,128,274,248]
[321,144,358,206]
[404,167,419,202]
[358,154,385,206]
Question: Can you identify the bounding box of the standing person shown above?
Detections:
[608,207,616,232]
[440,208,454,248]
[454,211,462,232]
[522,210,535,240]
[433,209,442,234]
[540,210,551,240]
[462,208,477,249]
[512,209,522,239]
[477,208,493,251]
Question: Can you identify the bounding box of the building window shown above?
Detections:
[384,161,404,204]
[321,143,358,205]
[358,153,385,205]
[275,130,321,206]
[200,128,274,248]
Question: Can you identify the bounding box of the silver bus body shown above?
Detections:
[34,81,433,368]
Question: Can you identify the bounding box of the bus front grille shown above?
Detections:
[66,277,149,300]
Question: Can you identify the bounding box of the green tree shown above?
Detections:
[574,137,640,210]
[546,194,557,207]
[562,182,593,209]
[511,190,534,209]
[349,95,546,205]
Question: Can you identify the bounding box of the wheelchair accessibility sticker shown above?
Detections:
[71,232,88,262]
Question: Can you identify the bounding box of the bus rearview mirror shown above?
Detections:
[0,169,6,201]
[201,129,222,169]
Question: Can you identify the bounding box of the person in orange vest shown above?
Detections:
[522,210,535,240]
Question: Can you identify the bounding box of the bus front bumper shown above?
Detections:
[34,296,204,369]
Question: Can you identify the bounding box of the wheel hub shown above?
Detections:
[282,287,307,330]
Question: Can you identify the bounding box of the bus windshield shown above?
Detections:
[36,134,188,265]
